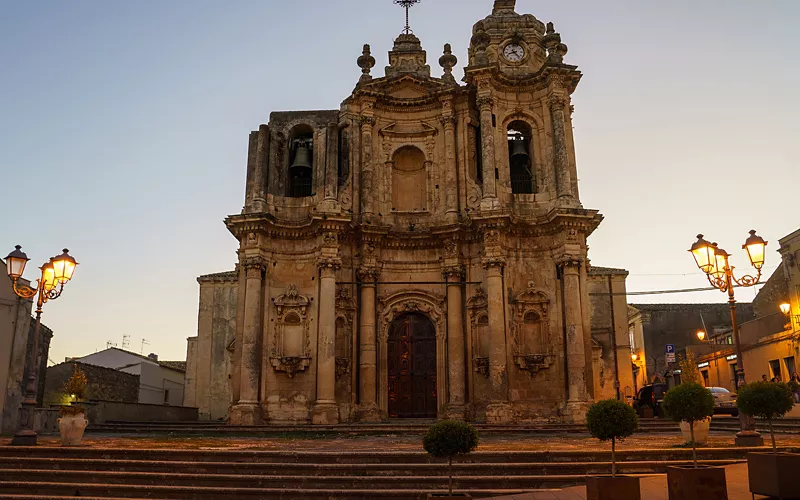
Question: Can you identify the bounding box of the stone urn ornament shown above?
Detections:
[58,406,88,446]
[59,364,89,446]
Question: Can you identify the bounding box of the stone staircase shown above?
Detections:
[0,446,759,499]
[84,419,680,436]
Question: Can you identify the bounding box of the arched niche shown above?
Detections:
[287,124,315,198]
[507,120,536,195]
[467,288,490,378]
[391,145,427,212]
[511,281,552,376]
[270,284,312,378]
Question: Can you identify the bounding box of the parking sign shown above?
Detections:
[665,344,676,363]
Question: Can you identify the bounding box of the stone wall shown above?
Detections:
[43,361,139,407]
[83,400,198,423]
[0,271,33,434]
[753,266,789,318]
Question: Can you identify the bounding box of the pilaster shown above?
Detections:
[356,265,381,421]
[312,236,341,424]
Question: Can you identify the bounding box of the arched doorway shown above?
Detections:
[388,313,437,418]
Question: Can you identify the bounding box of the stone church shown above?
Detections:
[184,0,634,425]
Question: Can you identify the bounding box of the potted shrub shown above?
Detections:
[662,382,727,499]
[423,420,479,499]
[58,364,89,446]
[676,352,712,445]
[737,381,798,498]
[585,399,641,500]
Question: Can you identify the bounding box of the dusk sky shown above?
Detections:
[1,0,798,364]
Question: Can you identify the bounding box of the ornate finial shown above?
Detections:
[543,22,568,64]
[492,0,516,15]
[439,43,458,85]
[471,26,491,66]
[394,0,421,35]
[357,44,376,83]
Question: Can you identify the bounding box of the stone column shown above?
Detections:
[324,122,339,203]
[231,255,266,425]
[549,96,573,202]
[312,253,341,424]
[441,99,459,222]
[357,266,381,421]
[483,252,512,423]
[560,257,590,422]
[252,125,270,212]
[360,113,376,220]
[477,96,497,201]
[443,265,466,418]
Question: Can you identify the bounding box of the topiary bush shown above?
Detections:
[63,364,88,400]
[662,383,714,467]
[423,420,479,495]
[586,399,639,477]
[737,381,794,452]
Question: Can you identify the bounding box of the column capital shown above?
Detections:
[477,96,494,110]
[242,256,267,272]
[359,115,376,127]
[481,256,507,270]
[357,266,380,283]
[556,255,584,269]
[439,115,457,128]
[317,256,342,271]
[548,94,568,112]
[442,264,465,281]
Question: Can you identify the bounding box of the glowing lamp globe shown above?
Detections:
[689,235,716,274]
[780,303,791,316]
[711,246,729,278]
[697,330,706,341]
[51,249,78,283]
[41,262,58,292]
[743,230,767,270]
[5,245,29,279]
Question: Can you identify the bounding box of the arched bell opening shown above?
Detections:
[507,120,536,194]
[287,124,314,198]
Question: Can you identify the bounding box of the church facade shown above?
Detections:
[184,0,634,425]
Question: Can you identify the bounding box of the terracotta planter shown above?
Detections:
[679,417,711,445]
[667,466,727,500]
[58,412,88,446]
[586,475,641,500]
[747,452,800,499]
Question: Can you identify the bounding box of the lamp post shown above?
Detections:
[5,246,77,445]
[689,230,766,446]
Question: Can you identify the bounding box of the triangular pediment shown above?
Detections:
[358,74,446,100]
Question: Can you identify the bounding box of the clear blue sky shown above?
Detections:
[2,1,798,364]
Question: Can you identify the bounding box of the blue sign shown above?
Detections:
[666,344,675,354]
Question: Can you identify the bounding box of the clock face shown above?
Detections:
[503,44,525,62]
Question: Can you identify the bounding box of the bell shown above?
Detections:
[510,138,528,160]
[290,143,312,170]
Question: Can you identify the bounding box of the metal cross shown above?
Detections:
[394,0,421,34]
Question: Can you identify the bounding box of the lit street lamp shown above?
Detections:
[5,246,77,445]
[689,230,766,446]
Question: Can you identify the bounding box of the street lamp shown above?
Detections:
[5,245,77,445]
[689,231,766,446]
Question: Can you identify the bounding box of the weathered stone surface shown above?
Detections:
[186,2,632,425]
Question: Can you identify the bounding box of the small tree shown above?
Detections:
[736,381,794,452]
[677,351,702,385]
[586,399,639,478]
[662,382,714,467]
[63,364,88,401]
[423,420,479,495]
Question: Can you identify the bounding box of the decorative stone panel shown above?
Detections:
[270,284,312,378]
[511,281,553,376]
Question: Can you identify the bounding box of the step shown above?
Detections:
[0,446,774,464]
[0,457,741,476]
[0,482,550,500]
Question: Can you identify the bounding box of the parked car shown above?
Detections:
[709,386,739,416]
[632,383,667,418]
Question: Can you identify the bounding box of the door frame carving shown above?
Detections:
[378,290,445,417]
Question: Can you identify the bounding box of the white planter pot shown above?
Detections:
[679,417,711,445]
[58,413,88,446]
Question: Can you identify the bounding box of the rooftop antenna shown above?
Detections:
[140,338,150,355]
[121,334,130,350]
[394,0,421,34]
[106,340,117,349]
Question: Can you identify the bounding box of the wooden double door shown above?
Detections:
[388,313,437,418]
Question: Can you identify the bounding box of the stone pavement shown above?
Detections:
[491,463,768,500]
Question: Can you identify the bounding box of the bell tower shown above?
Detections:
[465,0,582,211]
